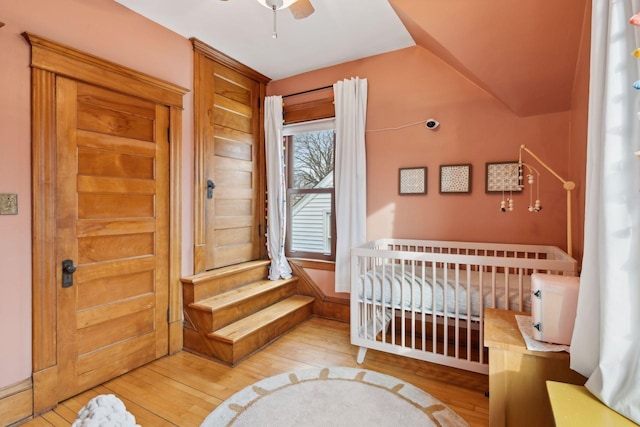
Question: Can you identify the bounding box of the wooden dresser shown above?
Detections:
[484,308,587,427]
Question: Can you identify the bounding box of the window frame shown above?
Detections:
[284,119,336,261]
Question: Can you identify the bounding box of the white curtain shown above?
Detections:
[333,77,368,292]
[570,0,640,423]
[264,95,292,280]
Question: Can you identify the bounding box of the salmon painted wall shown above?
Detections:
[0,0,194,389]
[569,1,592,266]
[269,46,588,295]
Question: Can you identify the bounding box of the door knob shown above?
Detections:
[62,259,76,288]
[207,180,216,199]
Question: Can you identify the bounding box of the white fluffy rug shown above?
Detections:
[72,394,139,427]
[201,366,468,427]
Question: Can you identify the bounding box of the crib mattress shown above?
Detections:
[357,264,531,318]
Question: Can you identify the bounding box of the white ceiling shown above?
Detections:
[114,0,415,80]
[113,0,589,116]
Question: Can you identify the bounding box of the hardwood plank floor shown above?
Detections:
[20,317,489,426]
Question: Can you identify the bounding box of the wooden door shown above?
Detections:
[202,60,261,270]
[55,78,169,400]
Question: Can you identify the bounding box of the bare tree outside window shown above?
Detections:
[292,130,334,189]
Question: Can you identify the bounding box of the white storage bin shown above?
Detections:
[531,273,580,345]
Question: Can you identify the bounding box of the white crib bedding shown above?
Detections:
[357,264,531,318]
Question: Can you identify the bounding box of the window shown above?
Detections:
[284,119,336,261]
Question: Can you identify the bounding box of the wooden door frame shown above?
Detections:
[191,39,270,274]
[25,33,188,414]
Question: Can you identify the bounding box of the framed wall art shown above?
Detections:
[399,167,427,195]
[439,164,472,194]
[485,161,522,193]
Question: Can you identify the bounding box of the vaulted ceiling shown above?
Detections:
[114,0,590,117]
[391,0,590,116]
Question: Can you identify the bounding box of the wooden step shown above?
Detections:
[181,259,271,303]
[189,277,299,331]
[208,295,314,364]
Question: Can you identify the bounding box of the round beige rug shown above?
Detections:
[200,366,468,427]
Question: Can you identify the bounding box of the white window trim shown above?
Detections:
[323,210,331,254]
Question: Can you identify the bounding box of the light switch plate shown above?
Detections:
[0,194,18,215]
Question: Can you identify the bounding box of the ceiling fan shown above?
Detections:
[256,0,315,38]
[220,0,314,37]
[256,0,315,20]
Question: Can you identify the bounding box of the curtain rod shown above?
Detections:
[282,85,333,99]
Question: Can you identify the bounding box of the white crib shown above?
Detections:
[350,239,577,374]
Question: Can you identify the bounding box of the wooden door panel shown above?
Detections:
[77,270,155,309]
[77,309,154,355]
[77,82,157,118]
[214,155,254,172]
[78,194,155,218]
[214,216,254,229]
[203,60,261,270]
[77,232,155,263]
[77,294,155,329]
[214,94,252,116]
[76,82,156,141]
[214,126,253,156]
[212,139,252,164]
[77,176,156,194]
[76,334,157,390]
[214,228,253,247]
[213,244,255,267]
[213,66,254,102]
[215,199,252,216]
[215,77,252,105]
[213,171,252,189]
[78,148,155,179]
[77,257,157,284]
[77,102,155,141]
[56,76,169,400]
[212,188,254,199]
[78,130,157,156]
[213,113,251,134]
[77,219,155,236]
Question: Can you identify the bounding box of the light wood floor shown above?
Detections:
[20,317,489,426]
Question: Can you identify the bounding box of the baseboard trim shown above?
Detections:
[0,378,33,426]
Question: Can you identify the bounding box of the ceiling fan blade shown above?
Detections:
[289,0,314,19]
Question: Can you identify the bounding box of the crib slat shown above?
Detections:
[466,266,472,361]
[431,261,437,359]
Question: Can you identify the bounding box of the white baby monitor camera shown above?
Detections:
[425,119,439,130]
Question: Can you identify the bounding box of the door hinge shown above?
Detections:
[167,127,171,143]
[167,308,170,323]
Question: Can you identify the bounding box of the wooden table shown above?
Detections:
[484,308,586,427]
[547,381,639,426]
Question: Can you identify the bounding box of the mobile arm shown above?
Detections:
[519,145,576,257]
